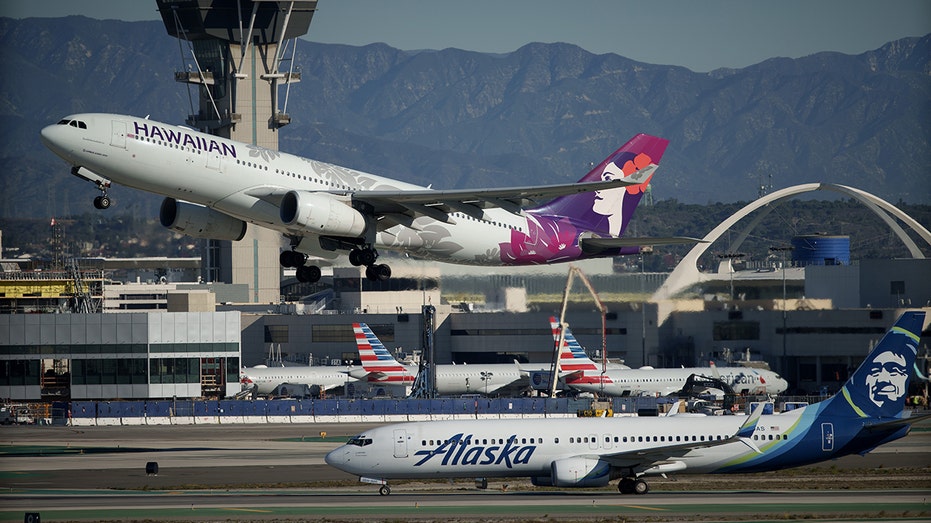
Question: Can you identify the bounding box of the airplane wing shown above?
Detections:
[597,403,765,469]
[351,165,657,218]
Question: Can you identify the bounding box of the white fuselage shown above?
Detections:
[567,366,788,397]
[40,113,527,266]
[241,366,356,394]
[324,411,799,480]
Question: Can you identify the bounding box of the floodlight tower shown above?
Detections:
[156,0,317,302]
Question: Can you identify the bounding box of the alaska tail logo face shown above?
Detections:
[838,313,922,419]
[865,351,909,409]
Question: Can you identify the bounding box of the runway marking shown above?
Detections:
[615,504,667,511]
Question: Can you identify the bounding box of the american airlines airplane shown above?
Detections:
[564,361,789,398]
[239,365,356,395]
[326,311,927,495]
[40,114,699,282]
[351,322,624,396]
[548,317,786,397]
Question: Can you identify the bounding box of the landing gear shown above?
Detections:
[93,194,111,209]
[618,477,649,495]
[378,485,391,496]
[280,244,392,283]
[280,250,305,268]
[365,264,391,281]
[280,250,321,283]
[349,247,377,267]
[351,247,391,281]
[296,265,321,283]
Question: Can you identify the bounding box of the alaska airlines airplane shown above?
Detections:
[239,365,356,395]
[351,321,625,396]
[326,311,926,495]
[40,114,699,282]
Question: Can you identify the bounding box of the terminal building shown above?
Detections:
[0,312,241,401]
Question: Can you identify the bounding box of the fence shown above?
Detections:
[61,396,662,426]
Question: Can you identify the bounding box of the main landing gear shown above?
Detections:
[280,245,392,284]
[617,477,649,495]
[349,247,391,282]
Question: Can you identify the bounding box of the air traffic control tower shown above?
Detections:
[156,0,317,303]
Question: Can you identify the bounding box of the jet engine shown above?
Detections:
[159,198,247,241]
[280,191,366,238]
[550,457,612,487]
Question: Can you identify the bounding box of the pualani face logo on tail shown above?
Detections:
[413,433,536,468]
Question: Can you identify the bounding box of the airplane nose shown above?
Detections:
[324,448,344,467]
[40,124,68,159]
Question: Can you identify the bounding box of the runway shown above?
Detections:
[2,422,930,522]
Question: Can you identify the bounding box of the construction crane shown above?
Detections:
[548,265,607,398]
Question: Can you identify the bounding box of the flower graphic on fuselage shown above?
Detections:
[246,144,281,163]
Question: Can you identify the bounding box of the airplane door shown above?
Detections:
[588,434,599,451]
[821,423,834,452]
[206,153,225,172]
[393,429,408,458]
[602,434,613,450]
[110,120,126,149]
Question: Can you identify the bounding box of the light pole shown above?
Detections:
[769,245,793,377]
[717,252,745,301]
[480,371,493,396]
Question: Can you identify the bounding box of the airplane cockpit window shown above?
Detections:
[347,436,373,447]
[61,120,87,129]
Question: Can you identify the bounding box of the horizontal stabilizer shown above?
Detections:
[580,236,706,254]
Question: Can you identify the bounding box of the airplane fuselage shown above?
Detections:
[40,113,638,268]
[325,405,897,482]
[240,366,356,394]
[568,366,788,397]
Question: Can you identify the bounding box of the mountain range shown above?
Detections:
[0,16,928,221]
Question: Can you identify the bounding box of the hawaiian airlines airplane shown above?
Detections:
[325,311,927,495]
[351,322,625,396]
[239,365,356,395]
[40,114,700,282]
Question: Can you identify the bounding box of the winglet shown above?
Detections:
[737,402,764,439]
[736,402,765,454]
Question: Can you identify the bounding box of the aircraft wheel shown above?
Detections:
[280,251,300,268]
[349,249,363,266]
[366,264,391,281]
[633,479,649,495]
[296,265,321,283]
[618,478,634,494]
[359,248,377,266]
[379,485,390,496]
[98,195,111,209]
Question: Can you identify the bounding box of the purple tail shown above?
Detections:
[531,134,668,237]
[500,134,668,265]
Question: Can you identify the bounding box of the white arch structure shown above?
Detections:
[653,183,931,300]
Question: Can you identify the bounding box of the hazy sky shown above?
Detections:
[3,0,929,71]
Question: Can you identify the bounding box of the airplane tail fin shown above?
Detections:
[353,323,413,380]
[549,316,599,372]
[824,311,924,419]
[529,134,668,238]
